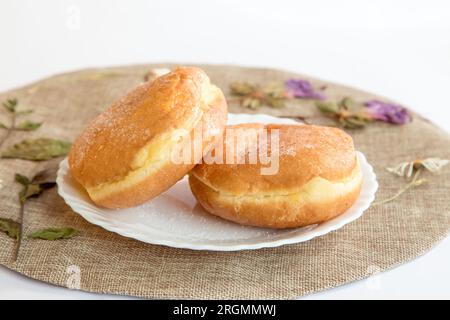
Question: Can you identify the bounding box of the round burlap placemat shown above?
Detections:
[0,64,449,299]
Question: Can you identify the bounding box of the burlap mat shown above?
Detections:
[0,64,449,299]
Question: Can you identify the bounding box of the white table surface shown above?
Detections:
[0,0,449,300]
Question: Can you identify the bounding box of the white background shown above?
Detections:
[0,0,449,299]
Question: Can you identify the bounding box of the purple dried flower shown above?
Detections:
[364,100,411,124]
[285,79,325,100]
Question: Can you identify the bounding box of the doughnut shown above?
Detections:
[69,67,228,208]
[189,124,362,228]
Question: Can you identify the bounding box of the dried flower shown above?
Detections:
[374,157,449,206]
[143,68,170,82]
[317,97,412,128]
[364,100,411,124]
[386,158,449,179]
[285,79,325,100]
[229,78,326,109]
[373,169,427,206]
[316,97,372,129]
[229,82,286,109]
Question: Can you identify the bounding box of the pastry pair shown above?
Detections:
[69,67,362,228]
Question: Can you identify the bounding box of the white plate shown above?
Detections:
[57,113,378,251]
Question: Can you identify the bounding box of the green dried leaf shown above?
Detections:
[230,82,287,109]
[266,97,285,108]
[15,173,30,186]
[15,109,33,115]
[2,99,18,113]
[9,169,59,260]
[0,218,20,240]
[20,184,43,204]
[15,121,42,131]
[15,171,56,204]
[316,98,374,129]
[230,82,256,96]
[343,117,368,129]
[31,167,58,185]
[339,97,358,112]
[28,228,78,240]
[242,98,261,109]
[316,101,340,114]
[2,138,71,161]
[264,83,286,99]
[0,122,8,129]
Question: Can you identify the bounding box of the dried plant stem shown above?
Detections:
[0,112,16,149]
[373,169,427,206]
[13,203,24,261]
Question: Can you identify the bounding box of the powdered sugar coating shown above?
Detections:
[69,67,214,188]
[192,124,357,195]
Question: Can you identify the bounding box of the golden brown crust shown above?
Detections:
[92,158,195,209]
[191,124,357,195]
[189,172,362,228]
[189,124,362,228]
[68,67,227,208]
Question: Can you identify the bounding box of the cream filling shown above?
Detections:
[192,158,362,204]
[87,84,221,201]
